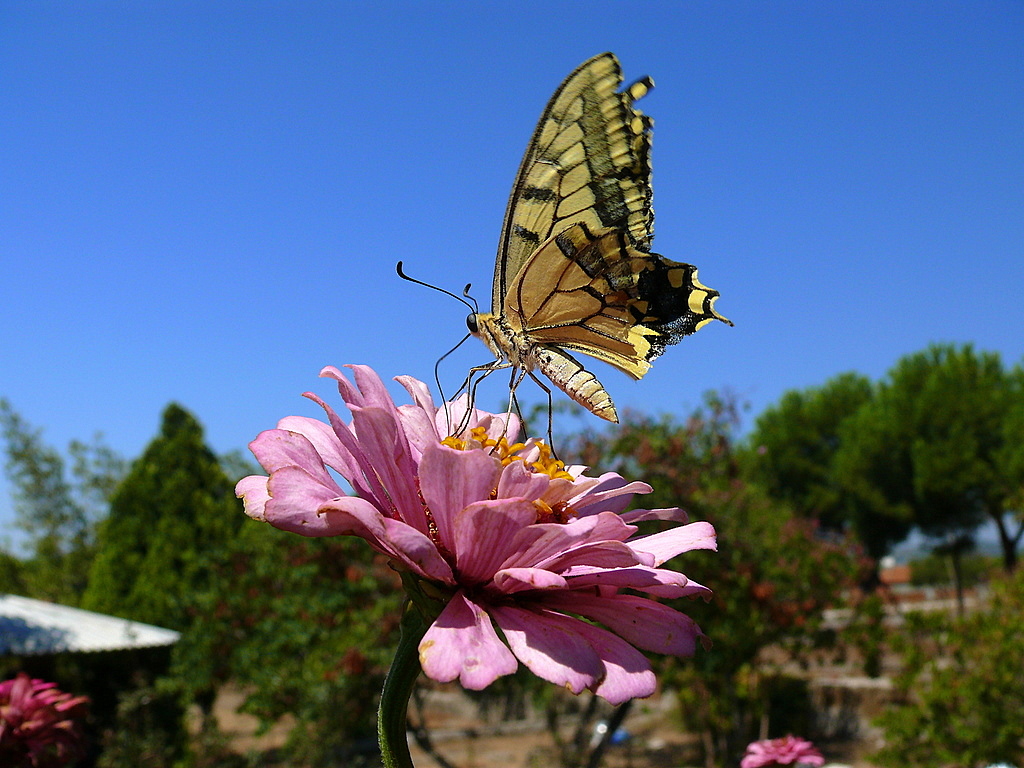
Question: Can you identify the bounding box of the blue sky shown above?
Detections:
[2,3,1023,551]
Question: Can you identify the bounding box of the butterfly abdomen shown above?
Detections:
[535,346,618,422]
[469,311,619,422]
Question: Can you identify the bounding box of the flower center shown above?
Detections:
[442,427,574,481]
[441,427,579,524]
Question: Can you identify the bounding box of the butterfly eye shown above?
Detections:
[466,313,479,335]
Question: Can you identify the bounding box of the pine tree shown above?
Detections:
[82,403,241,630]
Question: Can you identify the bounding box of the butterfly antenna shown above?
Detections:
[462,283,479,314]
[396,261,477,314]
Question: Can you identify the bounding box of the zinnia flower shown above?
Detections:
[0,674,89,768]
[237,365,716,704]
[740,735,825,768]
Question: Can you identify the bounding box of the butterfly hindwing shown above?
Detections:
[506,221,726,379]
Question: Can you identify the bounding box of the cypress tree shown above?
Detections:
[83,403,241,630]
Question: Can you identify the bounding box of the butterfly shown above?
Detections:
[467,52,732,423]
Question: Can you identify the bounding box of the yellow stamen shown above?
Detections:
[440,435,469,451]
[443,427,573,481]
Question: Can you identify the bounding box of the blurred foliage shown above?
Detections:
[0,398,125,604]
[1,646,180,768]
[742,372,909,561]
[874,568,1024,768]
[909,551,1000,588]
[95,682,187,768]
[171,521,404,767]
[0,549,29,594]
[1,399,404,766]
[745,345,1024,573]
[570,393,864,767]
[743,372,874,533]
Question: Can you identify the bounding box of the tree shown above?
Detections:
[571,395,863,767]
[0,398,125,603]
[743,373,908,558]
[82,403,242,630]
[834,344,1024,571]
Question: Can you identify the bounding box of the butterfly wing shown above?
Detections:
[493,52,655,314]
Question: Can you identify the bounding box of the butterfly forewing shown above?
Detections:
[493,53,655,313]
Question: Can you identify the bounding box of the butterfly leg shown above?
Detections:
[524,370,558,456]
[503,366,532,443]
[454,360,511,437]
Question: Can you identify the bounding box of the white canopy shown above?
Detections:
[0,594,180,655]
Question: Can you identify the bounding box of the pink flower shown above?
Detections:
[741,735,825,768]
[237,365,716,704]
[0,674,89,768]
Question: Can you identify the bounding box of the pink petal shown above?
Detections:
[475,409,521,443]
[347,405,422,526]
[342,365,423,483]
[496,460,551,501]
[573,622,656,704]
[320,365,364,405]
[565,566,710,599]
[419,592,517,689]
[490,606,603,695]
[263,468,356,536]
[441,396,520,442]
[236,475,270,521]
[419,444,501,553]
[394,374,437,415]
[542,593,706,656]
[620,506,689,524]
[394,371,443,457]
[540,540,651,573]
[492,567,568,593]
[453,499,537,584]
[345,363,401,411]
[317,497,453,582]
[506,512,635,570]
[575,510,638,543]
[248,428,334,477]
[396,402,442,459]
[248,432,348,533]
[377,517,456,582]
[630,521,717,566]
[302,391,392,507]
[277,415,359,480]
[571,473,652,517]
[320,364,401,416]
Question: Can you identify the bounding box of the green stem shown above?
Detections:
[378,599,430,768]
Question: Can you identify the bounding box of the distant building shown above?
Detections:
[878,564,912,586]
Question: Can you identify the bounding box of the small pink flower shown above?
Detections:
[238,365,717,704]
[0,674,89,768]
[741,735,825,768]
